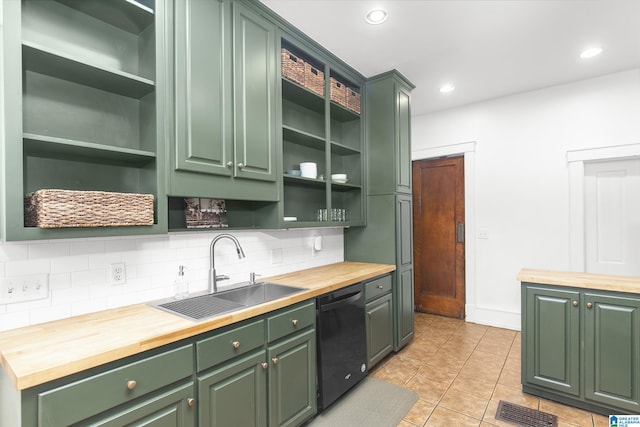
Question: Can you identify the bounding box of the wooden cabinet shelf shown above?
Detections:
[23,133,156,166]
[22,41,155,99]
[282,125,324,150]
[282,78,324,114]
[55,0,154,35]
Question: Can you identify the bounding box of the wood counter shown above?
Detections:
[0,262,395,391]
[517,268,640,294]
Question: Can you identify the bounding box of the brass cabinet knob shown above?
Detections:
[572,300,579,307]
[292,319,298,327]
[187,398,196,407]
[127,380,137,390]
[261,362,268,369]
[232,341,240,349]
[587,302,593,309]
[237,163,245,169]
[272,357,279,365]
[227,161,234,167]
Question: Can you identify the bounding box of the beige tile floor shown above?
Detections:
[369,312,610,427]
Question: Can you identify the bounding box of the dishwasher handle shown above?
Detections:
[319,291,362,312]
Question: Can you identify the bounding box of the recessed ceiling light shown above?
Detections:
[365,9,388,25]
[440,84,455,93]
[580,47,603,59]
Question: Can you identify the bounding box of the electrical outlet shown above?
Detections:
[110,263,126,285]
[0,274,49,304]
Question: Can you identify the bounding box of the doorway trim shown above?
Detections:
[412,141,477,321]
[567,143,640,272]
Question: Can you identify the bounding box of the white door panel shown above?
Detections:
[585,158,640,276]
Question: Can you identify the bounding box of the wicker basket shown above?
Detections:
[24,189,154,228]
[346,87,361,114]
[304,62,324,96]
[281,48,305,86]
[330,77,347,107]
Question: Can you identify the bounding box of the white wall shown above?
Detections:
[412,69,640,330]
[0,228,343,331]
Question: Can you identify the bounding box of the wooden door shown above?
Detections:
[412,156,465,318]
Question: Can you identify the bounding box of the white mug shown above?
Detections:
[300,162,317,179]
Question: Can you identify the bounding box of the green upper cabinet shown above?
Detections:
[167,0,278,201]
[0,0,168,241]
[366,71,415,195]
[277,36,365,228]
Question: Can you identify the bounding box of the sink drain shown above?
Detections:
[495,401,557,427]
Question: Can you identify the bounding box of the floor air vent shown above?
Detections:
[495,401,558,427]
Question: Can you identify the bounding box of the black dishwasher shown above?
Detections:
[316,282,367,410]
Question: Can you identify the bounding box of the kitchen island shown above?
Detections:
[519,268,640,416]
[0,261,395,427]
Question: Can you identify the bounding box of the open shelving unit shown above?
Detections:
[279,38,365,228]
[3,0,166,240]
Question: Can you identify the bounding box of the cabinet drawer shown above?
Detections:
[38,345,193,426]
[197,319,265,371]
[267,301,315,343]
[365,275,392,302]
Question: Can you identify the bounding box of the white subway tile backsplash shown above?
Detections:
[50,255,89,274]
[0,228,343,330]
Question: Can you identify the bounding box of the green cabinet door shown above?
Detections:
[232,2,277,183]
[168,0,278,200]
[584,292,640,412]
[395,194,414,350]
[198,350,267,427]
[267,329,316,427]
[523,285,580,396]
[86,382,195,427]
[366,293,393,367]
[395,82,412,194]
[173,0,232,177]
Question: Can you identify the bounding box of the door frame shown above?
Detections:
[412,142,477,321]
[567,143,640,272]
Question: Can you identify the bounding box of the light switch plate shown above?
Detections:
[0,274,49,304]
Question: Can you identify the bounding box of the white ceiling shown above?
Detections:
[260,0,640,116]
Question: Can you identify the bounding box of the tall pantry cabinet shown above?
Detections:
[345,70,416,351]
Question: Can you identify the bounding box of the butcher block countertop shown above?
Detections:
[0,262,395,391]
[517,268,640,294]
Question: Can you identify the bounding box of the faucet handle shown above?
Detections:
[215,275,230,281]
[249,272,261,284]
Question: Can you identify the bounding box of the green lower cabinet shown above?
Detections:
[523,285,580,396]
[198,350,268,427]
[86,382,195,427]
[366,293,393,367]
[522,283,640,415]
[267,329,316,427]
[584,292,640,411]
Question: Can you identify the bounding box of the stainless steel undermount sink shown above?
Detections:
[150,282,304,322]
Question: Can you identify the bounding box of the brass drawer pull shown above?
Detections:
[572,300,579,307]
[377,285,384,289]
[187,398,196,407]
[587,302,593,309]
[272,357,279,365]
[292,319,299,327]
[127,380,137,390]
[232,341,240,349]
[261,362,268,369]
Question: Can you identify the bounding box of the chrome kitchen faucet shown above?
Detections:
[209,234,246,293]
